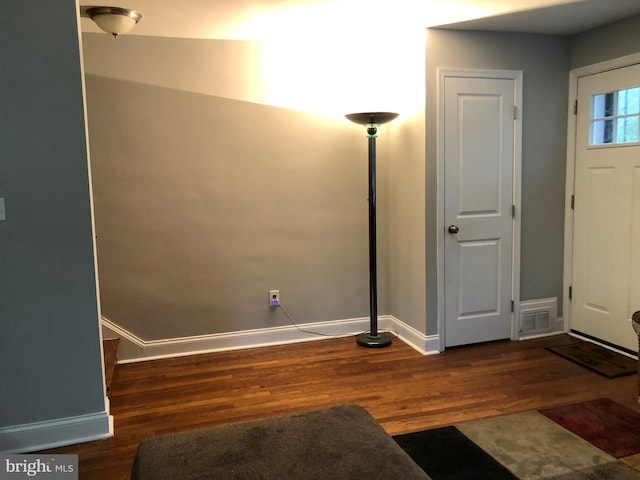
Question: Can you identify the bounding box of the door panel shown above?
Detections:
[458,98,503,215]
[584,167,614,313]
[572,63,640,352]
[444,76,516,347]
[458,239,500,317]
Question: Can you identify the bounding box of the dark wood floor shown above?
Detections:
[44,334,638,480]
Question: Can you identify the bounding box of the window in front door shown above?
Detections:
[590,86,639,146]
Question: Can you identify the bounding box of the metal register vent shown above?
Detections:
[521,309,550,332]
[519,297,557,334]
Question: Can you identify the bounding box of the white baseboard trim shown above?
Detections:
[518,327,566,341]
[0,411,112,453]
[385,316,440,355]
[102,315,439,363]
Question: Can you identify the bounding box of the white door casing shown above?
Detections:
[570,62,640,353]
[437,69,523,349]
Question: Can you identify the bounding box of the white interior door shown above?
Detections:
[443,73,520,347]
[572,63,640,352]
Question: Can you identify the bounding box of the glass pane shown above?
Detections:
[616,116,639,143]
[618,87,640,115]
[592,119,613,144]
[593,92,614,118]
[590,86,640,146]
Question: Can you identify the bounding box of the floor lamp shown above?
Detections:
[346,112,399,348]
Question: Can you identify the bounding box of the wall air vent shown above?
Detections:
[521,309,550,332]
[519,297,557,334]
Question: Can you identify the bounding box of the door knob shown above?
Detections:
[448,225,459,234]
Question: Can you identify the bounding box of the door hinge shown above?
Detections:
[511,300,514,313]
[513,106,518,120]
[512,204,516,218]
[574,100,578,115]
[569,286,573,300]
[571,194,575,210]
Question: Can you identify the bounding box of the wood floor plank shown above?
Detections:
[103,338,119,391]
[41,334,638,480]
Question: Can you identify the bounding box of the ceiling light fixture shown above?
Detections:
[85,6,142,38]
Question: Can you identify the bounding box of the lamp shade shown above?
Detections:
[86,7,142,37]
[345,112,399,126]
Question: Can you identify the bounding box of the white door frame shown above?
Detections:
[563,52,640,333]
[436,68,523,352]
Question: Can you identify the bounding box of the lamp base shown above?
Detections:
[356,332,393,348]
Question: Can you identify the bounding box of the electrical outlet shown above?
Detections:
[269,290,280,307]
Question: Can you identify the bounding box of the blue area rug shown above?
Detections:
[393,399,640,480]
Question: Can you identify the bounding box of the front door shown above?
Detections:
[571,63,640,352]
[442,71,521,347]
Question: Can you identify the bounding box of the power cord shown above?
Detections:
[278,304,350,338]
[277,303,399,340]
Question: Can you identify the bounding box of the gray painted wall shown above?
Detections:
[0,0,106,430]
[571,15,640,69]
[83,34,391,340]
[388,112,427,333]
[425,30,571,334]
[81,14,640,344]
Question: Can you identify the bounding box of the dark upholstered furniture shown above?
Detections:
[131,405,431,480]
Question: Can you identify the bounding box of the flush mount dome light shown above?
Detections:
[85,6,142,38]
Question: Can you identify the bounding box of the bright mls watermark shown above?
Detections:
[0,455,77,479]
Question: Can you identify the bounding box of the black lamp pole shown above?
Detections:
[346,112,399,348]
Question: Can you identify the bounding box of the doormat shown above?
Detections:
[546,341,637,378]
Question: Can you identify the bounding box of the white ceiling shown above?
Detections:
[79,0,640,40]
